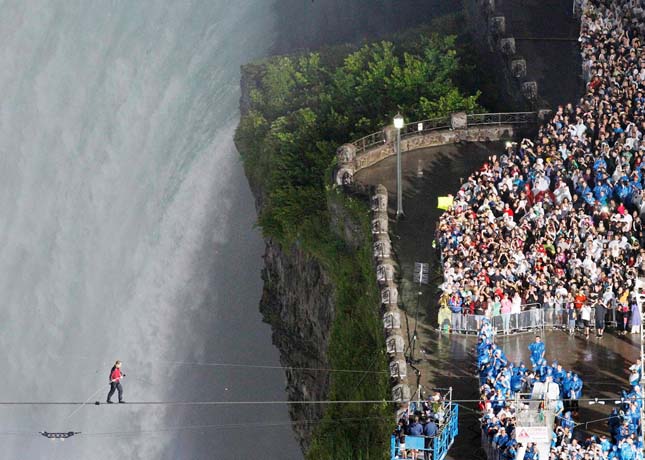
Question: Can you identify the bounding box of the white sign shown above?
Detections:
[515,426,549,444]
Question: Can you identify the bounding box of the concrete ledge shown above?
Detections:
[384,311,402,329]
[511,58,527,78]
[499,37,516,55]
[521,81,538,100]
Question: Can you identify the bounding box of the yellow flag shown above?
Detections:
[437,196,454,210]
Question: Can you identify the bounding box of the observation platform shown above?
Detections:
[390,403,459,460]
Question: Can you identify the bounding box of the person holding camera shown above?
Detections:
[106,360,126,404]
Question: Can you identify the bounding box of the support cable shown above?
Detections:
[0,396,640,406]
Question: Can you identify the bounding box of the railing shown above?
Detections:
[442,305,617,335]
[541,306,609,329]
[351,112,538,155]
[466,111,537,126]
[352,131,386,153]
[433,403,459,460]
[390,403,459,460]
[440,304,543,335]
[400,116,450,139]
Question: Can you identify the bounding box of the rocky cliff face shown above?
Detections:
[259,238,335,451]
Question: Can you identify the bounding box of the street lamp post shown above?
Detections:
[393,113,405,218]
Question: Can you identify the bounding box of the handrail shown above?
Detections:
[400,116,450,139]
[352,131,386,153]
[519,302,541,310]
[466,111,537,126]
[351,112,538,154]
[434,403,459,460]
[441,304,544,335]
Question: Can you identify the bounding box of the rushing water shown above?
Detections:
[0,1,302,458]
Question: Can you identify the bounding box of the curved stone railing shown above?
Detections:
[334,111,538,185]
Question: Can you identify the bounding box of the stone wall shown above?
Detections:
[462,0,550,111]
[371,185,410,418]
[259,239,335,452]
[335,121,518,186]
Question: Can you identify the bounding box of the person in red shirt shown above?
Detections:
[574,291,587,310]
[106,360,125,404]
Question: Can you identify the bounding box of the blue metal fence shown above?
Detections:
[434,404,459,460]
[390,403,459,460]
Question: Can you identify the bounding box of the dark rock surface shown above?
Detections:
[496,0,584,109]
[260,239,335,451]
[271,0,460,54]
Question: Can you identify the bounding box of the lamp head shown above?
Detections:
[393,113,404,130]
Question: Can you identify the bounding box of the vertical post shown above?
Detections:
[393,113,405,219]
[409,286,421,363]
[396,127,403,218]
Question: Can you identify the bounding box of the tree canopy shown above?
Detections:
[236,34,482,245]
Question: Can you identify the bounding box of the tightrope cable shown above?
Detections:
[0,415,397,438]
[0,399,396,406]
[0,396,642,407]
[81,415,394,438]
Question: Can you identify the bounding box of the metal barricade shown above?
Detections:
[541,307,556,328]
[453,304,544,335]
[463,314,480,333]
[517,310,535,331]
[492,315,503,333]
[542,306,599,331]
[606,306,617,329]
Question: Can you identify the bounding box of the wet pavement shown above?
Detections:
[356,142,505,314]
[416,329,640,459]
[355,143,642,458]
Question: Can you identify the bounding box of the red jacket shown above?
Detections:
[110,368,122,382]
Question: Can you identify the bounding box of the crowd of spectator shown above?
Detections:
[477,320,645,460]
[431,0,645,458]
[478,325,582,459]
[436,0,645,341]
